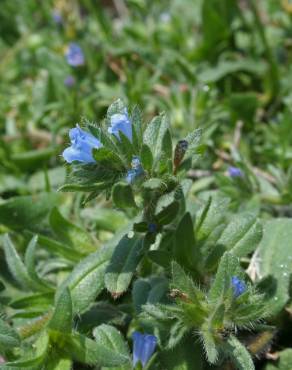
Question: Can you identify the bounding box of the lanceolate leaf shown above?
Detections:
[112,182,137,209]
[3,234,52,293]
[56,243,114,314]
[143,114,170,159]
[204,213,262,270]
[49,207,95,254]
[217,213,262,257]
[24,235,54,291]
[64,331,130,367]
[0,318,20,350]
[49,288,72,333]
[258,218,292,315]
[225,335,255,370]
[0,193,59,231]
[105,234,148,297]
[140,143,154,172]
[1,331,49,369]
[92,324,130,363]
[173,213,199,271]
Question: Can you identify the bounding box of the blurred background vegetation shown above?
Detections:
[0,0,292,210]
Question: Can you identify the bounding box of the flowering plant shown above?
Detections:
[0,100,280,370]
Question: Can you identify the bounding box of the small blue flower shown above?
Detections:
[108,109,132,142]
[64,75,75,87]
[231,276,246,298]
[62,125,102,163]
[126,169,137,184]
[125,156,144,184]
[132,332,157,368]
[52,10,63,24]
[148,223,157,233]
[228,166,243,178]
[65,43,85,67]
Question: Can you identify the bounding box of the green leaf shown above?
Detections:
[45,357,72,370]
[93,324,130,363]
[107,98,126,117]
[258,219,292,315]
[158,335,204,370]
[92,147,125,170]
[112,182,137,209]
[56,243,114,314]
[131,105,143,144]
[198,59,267,83]
[24,235,54,291]
[64,330,130,367]
[204,213,262,270]
[2,331,49,369]
[265,349,292,370]
[225,335,255,370]
[0,318,20,350]
[143,114,169,158]
[58,183,107,193]
[173,213,198,271]
[161,129,173,159]
[49,288,72,333]
[36,234,83,262]
[171,262,205,306]
[196,196,229,241]
[140,144,154,172]
[132,277,168,313]
[0,193,59,231]
[208,252,241,301]
[3,234,51,293]
[49,207,95,254]
[116,130,135,163]
[200,321,218,364]
[11,147,57,171]
[105,234,147,297]
[10,292,54,310]
[155,201,179,225]
[185,128,202,152]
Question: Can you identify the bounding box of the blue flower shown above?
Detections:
[64,75,75,87]
[52,10,63,24]
[148,223,157,233]
[126,169,137,184]
[125,157,144,184]
[62,125,102,163]
[228,166,243,178]
[65,43,85,67]
[132,332,157,368]
[108,109,132,142]
[231,276,246,298]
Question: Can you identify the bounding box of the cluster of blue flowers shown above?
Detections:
[231,276,246,298]
[62,109,144,183]
[132,331,157,368]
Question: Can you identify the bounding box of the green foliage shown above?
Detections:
[1,1,292,368]
[258,219,292,315]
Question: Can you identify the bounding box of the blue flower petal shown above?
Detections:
[228,166,243,178]
[132,332,144,368]
[140,334,157,367]
[66,43,85,67]
[126,169,137,184]
[62,146,95,163]
[231,276,246,298]
[108,111,132,142]
[62,125,102,163]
